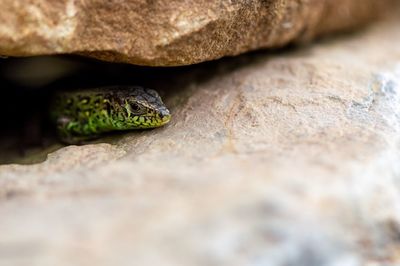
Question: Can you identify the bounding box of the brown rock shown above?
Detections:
[0,0,395,66]
[1,11,400,265]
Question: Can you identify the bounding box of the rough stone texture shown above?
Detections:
[1,10,400,265]
[0,0,395,66]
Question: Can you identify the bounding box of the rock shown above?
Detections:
[0,0,395,66]
[1,10,400,266]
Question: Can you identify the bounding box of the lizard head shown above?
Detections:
[112,87,171,129]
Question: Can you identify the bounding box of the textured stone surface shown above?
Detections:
[1,11,400,266]
[0,0,395,66]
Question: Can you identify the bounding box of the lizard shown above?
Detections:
[50,86,170,144]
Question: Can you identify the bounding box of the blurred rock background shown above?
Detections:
[0,1,400,265]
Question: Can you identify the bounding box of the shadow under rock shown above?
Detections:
[0,50,274,165]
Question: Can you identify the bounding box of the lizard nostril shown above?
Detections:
[160,109,170,118]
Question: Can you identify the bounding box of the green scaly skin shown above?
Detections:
[50,86,171,144]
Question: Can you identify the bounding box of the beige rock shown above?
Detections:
[1,10,400,266]
[0,0,395,66]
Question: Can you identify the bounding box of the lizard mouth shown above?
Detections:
[132,113,170,128]
[160,114,171,125]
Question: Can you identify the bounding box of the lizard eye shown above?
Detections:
[129,103,145,114]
